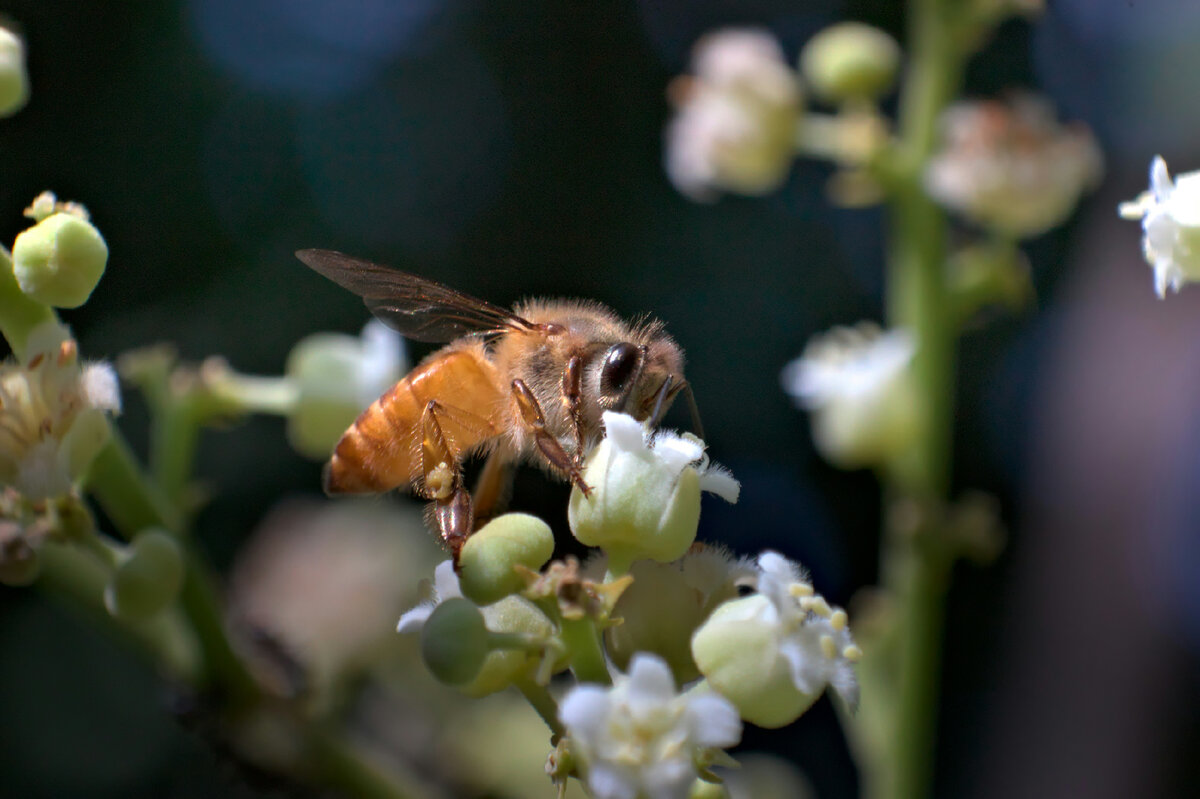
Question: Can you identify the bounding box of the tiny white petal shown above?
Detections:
[80,363,121,412]
[587,764,638,799]
[602,410,649,454]
[395,603,434,633]
[697,463,740,503]
[559,684,612,733]
[1150,155,1172,201]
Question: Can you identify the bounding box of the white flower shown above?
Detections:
[665,29,802,201]
[781,324,917,469]
[560,653,742,799]
[568,411,739,573]
[691,552,861,728]
[285,319,406,459]
[924,95,1102,238]
[1118,156,1200,298]
[396,559,461,633]
[0,321,120,501]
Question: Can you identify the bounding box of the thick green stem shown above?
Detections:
[306,724,448,799]
[877,1,964,798]
[516,675,565,738]
[0,246,55,359]
[38,542,203,684]
[88,435,183,538]
[559,616,611,685]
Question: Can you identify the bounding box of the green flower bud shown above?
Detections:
[457,513,554,605]
[461,594,556,697]
[689,779,731,799]
[568,413,738,574]
[11,212,108,308]
[691,595,815,728]
[800,23,901,104]
[104,530,185,622]
[421,597,490,686]
[285,321,403,459]
[0,27,29,118]
[606,560,707,683]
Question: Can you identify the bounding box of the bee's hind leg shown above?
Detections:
[419,400,473,558]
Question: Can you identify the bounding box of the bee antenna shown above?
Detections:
[681,380,704,440]
[650,374,674,427]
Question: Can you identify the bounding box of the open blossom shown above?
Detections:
[781,324,917,469]
[691,552,860,728]
[925,95,1102,238]
[0,321,120,501]
[665,29,802,201]
[1118,156,1200,298]
[568,411,739,573]
[560,653,741,799]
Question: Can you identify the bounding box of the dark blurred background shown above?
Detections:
[1,1,1198,797]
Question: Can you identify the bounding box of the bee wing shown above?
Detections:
[297,249,539,343]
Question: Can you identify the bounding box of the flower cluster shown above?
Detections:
[924,95,1102,238]
[0,321,120,503]
[392,412,858,796]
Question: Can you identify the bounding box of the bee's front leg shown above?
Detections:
[561,355,587,467]
[511,379,591,497]
[420,400,473,557]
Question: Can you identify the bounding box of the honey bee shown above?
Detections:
[296,249,698,554]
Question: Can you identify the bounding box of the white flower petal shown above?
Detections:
[697,462,740,503]
[395,602,434,633]
[587,763,638,799]
[686,693,742,749]
[80,363,121,412]
[625,653,678,705]
[602,410,649,454]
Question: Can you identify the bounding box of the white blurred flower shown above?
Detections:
[1118,156,1200,298]
[781,324,917,469]
[285,319,405,458]
[397,559,462,633]
[568,411,739,573]
[0,321,119,501]
[925,95,1102,238]
[559,653,741,799]
[691,552,860,728]
[666,29,802,201]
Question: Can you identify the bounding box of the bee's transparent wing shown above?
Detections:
[297,249,538,343]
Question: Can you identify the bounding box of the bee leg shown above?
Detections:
[471,449,514,531]
[511,379,591,497]
[561,355,587,467]
[420,400,473,556]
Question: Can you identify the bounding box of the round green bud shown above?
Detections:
[0,28,29,118]
[461,595,557,697]
[420,597,490,686]
[607,560,706,684]
[11,212,109,308]
[457,513,554,605]
[800,23,901,103]
[691,595,815,728]
[104,530,185,622]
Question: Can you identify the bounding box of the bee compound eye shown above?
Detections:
[599,342,641,399]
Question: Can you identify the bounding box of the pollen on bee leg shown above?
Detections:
[426,462,455,500]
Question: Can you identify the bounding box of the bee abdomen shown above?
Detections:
[324,387,423,495]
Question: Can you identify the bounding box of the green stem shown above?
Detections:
[877,1,964,798]
[306,724,447,799]
[559,617,611,685]
[38,542,203,684]
[87,430,260,708]
[88,435,183,538]
[0,246,55,359]
[516,676,565,738]
[151,398,200,510]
